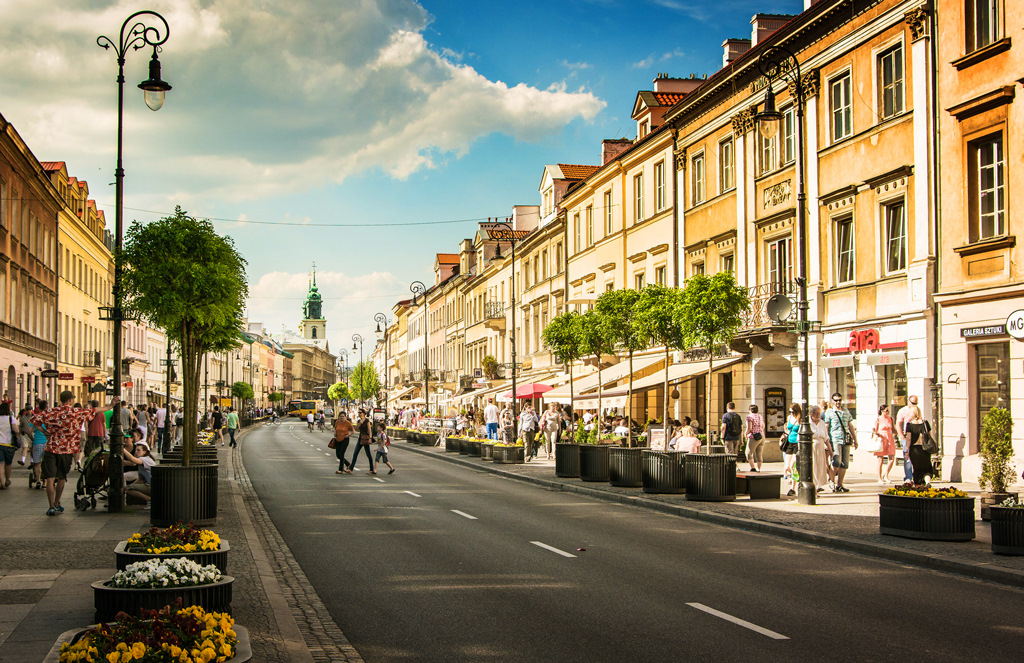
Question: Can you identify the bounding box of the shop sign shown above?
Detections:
[1006,310,1024,340]
[960,324,1005,338]
[821,355,854,368]
[865,351,905,366]
[40,369,60,378]
[81,377,96,384]
[824,327,907,355]
[58,372,74,381]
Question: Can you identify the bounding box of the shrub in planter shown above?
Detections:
[979,407,1016,521]
[879,484,975,541]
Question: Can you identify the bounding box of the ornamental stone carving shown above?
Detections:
[905,7,929,40]
[763,180,792,210]
[731,108,756,135]
[674,146,687,171]
[788,70,819,100]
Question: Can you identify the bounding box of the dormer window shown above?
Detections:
[639,120,650,139]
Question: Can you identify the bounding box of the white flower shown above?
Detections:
[110,558,222,588]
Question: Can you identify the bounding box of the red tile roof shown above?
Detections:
[436,253,459,263]
[40,161,64,171]
[653,92,687,106]
[557,164,600,180]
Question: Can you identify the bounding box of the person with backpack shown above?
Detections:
[373,422,395,475]
[720,402,743,455]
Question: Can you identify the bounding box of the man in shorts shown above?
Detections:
[226,407,240,447]
[32,391,116,516]
[823,393,858,493]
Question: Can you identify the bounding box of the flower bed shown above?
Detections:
[117,524,228,574]
[879,485,975,541]
[93,559,233,623]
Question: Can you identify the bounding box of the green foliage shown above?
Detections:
[348,361,382,401]
[267,392,285,403]
[482,355,499,379]
[980,407,1016,492]
[120,207,248,466]
[676,272,750,352]
[231,381,254,401]
[575,426,595,444]
[328,382,350,402]
[595,289,649,353]
[542,311,584,365]
[635,285,686,351]
[577,310,615,359]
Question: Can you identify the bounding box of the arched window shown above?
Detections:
[311,328,317,339]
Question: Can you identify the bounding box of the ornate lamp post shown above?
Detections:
[97,11,171,513]
[409,281,428,415]
[755,45,815,505]
[375,313,390,420]
[490,219,520,444]
[352,334,364,412]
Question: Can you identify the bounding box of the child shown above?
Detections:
[373,422,395,475]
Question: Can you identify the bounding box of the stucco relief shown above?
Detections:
[763,180,792,209]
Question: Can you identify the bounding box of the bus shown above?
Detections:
[287,400,302,417]
[288,400,322,418]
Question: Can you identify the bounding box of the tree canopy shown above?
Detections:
[542,310,584,366]
[328,382,350,402]
[231,381,254,401]
[348,360,382,402]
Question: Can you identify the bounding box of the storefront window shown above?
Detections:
[880,364,907,419]
[975,342,1010,438]
[831,366,857,420]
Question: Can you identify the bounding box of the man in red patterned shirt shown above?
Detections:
[31,391,116,516]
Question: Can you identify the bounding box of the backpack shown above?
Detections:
[726,412,742,437]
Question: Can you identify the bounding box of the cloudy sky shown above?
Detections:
[1,0,800,352]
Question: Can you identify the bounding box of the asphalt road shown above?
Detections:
[244,421,1024,662]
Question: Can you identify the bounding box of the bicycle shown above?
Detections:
[271,414,280,426]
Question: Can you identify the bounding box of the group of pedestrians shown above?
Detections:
[331,410,394,476]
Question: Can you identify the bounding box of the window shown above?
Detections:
[878,44,904,120]
[654,265,666,286]
[604,191,614,236]
[884,201,907,273]
[634,273,645,290]
[605,281,614,292]
[639,120,650,138]
[10,189,18,240]
[692,262,705,277]
[586,205,594,246]
[691,152,705,205]
[655,161,666,211]
[574,213,581,253]
[782,106,796,164]
[634,173,644,222]
[970,134,1005,240]
[719,137,734,192]
[767,236,791,288]
[542,249,548,280]
[759,132,777,175]
[974,341,1010,443]
[0,177,5,229]
[967,0,1002,52]
[555,243,563,273]
[835,216,855,284]
[830,73,853,141]
[721,254,735,274]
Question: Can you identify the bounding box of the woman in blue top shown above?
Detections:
[28,401,48,489]
[783,403,802,497]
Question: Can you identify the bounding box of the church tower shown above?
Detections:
[298,263,326,341]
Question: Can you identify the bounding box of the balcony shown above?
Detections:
[82,350,102,368]
[484,301,506,332]
[0,322,57,358]
[732,281,799,353]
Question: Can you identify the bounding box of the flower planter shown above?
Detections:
[578,444,611,482]
[115,539,230,574]
[555,443,580,478]
[421,432,439,446]
[150,464,219,527]
[480,442,495,461]
[493,446,525,464]
[388,428,406,440]
[43,625,251,663]
[989,506,1024,554]
[92,576,234,623]
[609,447,644,487]
[642,450,687,494]
[406,431,421,445]
[464,440,482,457]
[981,492,1018,521]
[445,437,461,453]
[685,453,737,502]
[878,494,976,541]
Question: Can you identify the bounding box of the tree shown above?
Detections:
[636,285,687,444]
[120,207,248,465]
[577,309,615,421]
[542,311,584,421]
[328,381,350,403]
[231,381,254,402]
[482,355,499,380]
[348,360,382,406]
[268,392,285,404]
[595,289,648,446]
[677,272,750,448]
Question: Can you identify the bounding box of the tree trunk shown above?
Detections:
[663,345,671,446]
[627,350,634,447]
[568,362,574,435]
[705,353,713,454]
[596,357,603,427]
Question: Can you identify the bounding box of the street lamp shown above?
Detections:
[375,313,390,420]
[97,11,171,513]
[490,219,520,445]
[409,281,428,416]
[755,45,815,505]
[352,334,364,412]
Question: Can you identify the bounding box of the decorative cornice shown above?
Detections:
[790,69,819,99]
[731,108,756,135]
[674,146,687,171]
[904,6,929,41]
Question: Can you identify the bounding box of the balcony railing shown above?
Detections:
[82,350,102,367]
[0,322,57,357]
[484,301,505,319]
[740,281,797,329]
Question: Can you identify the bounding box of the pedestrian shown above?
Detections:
[483,398,499,440]
[84,400,107,457]
[0,401,20,490]
[226,407,240,448]
[905,405,934,485]
[669,424,701,453]
[333,411,354,474]
[28,401,47,489]
[720,401,743,455]
[31,392,115,516]
[783,403,801,496]
[894,395,917,483]
[872,404,897,484]
[211,406,224,445]
[541,403,560,459]
[373,422,395,475]
[17,406,34,466]
[823,393,858,493]
[808,405,831,492]
[348,409,374,473]
[499,402,515,445]
[520,403,539,461]
[744,404,765,472]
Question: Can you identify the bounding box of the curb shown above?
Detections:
[397,441,1024,589]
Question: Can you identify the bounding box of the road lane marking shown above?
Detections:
[373,477,386,483]
[686,603,788,640]
[325,453,331,456]
[315,448,322,451]
[404,491,422,498]
[451,510,477,520]
[530,541,576,558]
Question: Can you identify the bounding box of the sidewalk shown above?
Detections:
[399,439,1024,588]
[0,428,361,663]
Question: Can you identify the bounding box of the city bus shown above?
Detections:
[287,400,303,417]
[288,400,322,418]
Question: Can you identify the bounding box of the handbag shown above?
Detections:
[752,432,762,441]
[327,437,336,449]
[863,432,882,453]
[920,430,938,454]
[779,435,787,450]
[359,434,371,446]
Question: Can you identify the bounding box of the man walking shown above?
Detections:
[211,406,224,445]
[226,407,240,447]
[719,402,743,455]
[823,393,858,492]
[483,398,499,440]
[894,395,917,483]
[84,400,107,457]
[155,402,168,454]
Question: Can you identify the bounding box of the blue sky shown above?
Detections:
[0,0,801,352]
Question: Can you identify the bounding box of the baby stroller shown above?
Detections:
[74,442,110,511]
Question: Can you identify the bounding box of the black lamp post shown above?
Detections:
[410,281,428,415]
[490,219,520,445]
[375,313,389,419]
[755,45,815,505]
[352,334,364,412]
[97,11,170,513]
[160,338,175,454]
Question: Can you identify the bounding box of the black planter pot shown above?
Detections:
[92,576,233,622]
[115,539,230,574]
[878,494,976,541]
[464,440,482,457]
[642,450,687,494]
[388,427,406,440]
[445,437,461,453]
[555,443,580,478]
[609,447,644,487]
[981,492,1018,521]
[990,506,1024,555]
[493,446,525,464]
[685,453,737,502]
[150,464,219,527]
[421,432,439,447]
[578,444,611,482]
[480,442,495,461]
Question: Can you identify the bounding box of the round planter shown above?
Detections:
[878,494,976,541]
[115,539,230,574]
[464,440,482,457]
[43,625,251,663]
[981,492,1018,521]
[555,443,580,478]
[389,428,406,440]
[493,446,525,464]
[989,506,1024,554]
[407,431,421,445]
[684,453,737,502]
[642,450,687,494]
[578,444,611,482]
[480,442,495,461]
[150,464,219,527]
[609,447,644,487]
[421,432,439,447]
[445,437,461,453]
[92,576,234,623]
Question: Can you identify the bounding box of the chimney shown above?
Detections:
[653,73,705,95]
[722,39,752,67]
[750,14,795,46]
[602,139,632,165]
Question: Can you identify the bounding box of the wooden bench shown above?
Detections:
[735,472,784,500]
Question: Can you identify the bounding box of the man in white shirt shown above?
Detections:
[894,395,917,483]
[306,411,314,432]
[155,404,167,453]
[483,399,499,440]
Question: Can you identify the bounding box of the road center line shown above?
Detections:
[315,448,322,451]
[451,510,477,520]
[373,477,386,483]
[530,541,576,558]
[686,603,788,640]
[404,491,422,498]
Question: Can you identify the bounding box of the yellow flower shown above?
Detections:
[131,642,146,659]
[106,653,120,663]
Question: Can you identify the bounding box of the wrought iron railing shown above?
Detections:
[740,281,797,329]
[484,301,505,319]
[82,350,102,367]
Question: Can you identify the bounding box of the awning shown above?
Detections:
[459,380,510,403]
[600,356,747,397]
[574,394,627,410]
[497,374,557,402]
[821,354,854,368]
[391,386,417,401]
[543,355,663,403]
[865,351,905,366]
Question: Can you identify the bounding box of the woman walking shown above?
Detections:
[744,404,765,473]
[905,405,933,485]
[499,403,515,445]
[541,403,560,460]
[0,402,20,489]
[872,404,897,484]
[808,405,830,492]
[348,409,375,473]
[333,411,354,474]
[783,403,802,497]
[520,404,539,461]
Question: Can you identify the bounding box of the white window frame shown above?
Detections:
[692,261,705,277]
[719,136,734,193]
[574,212,581,253]
[655,161,666,211]
[782,106,796,165]
[882,199,907,274]
[720,253,735,275]
[586,205,594,246]
[830,70,853,143]
[877,42,905,120]
[691,151,705,205]
[835,215,856,285]
[759,131,777,176]
[767,235,792,288]
[634,172,644,223]
[654,264,667,286]
[604,191,614,236]
[967,0,1003,52]
[972,133,1006,239]
[634,272,645,290]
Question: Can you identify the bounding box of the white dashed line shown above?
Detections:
[315,448,322,451]
[686,603,789,640]
[451,510,477,520]
[530,541,576,558]
[403,491,422,498]
[373,477,385,483]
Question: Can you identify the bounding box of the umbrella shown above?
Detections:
[501,383,553,400]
